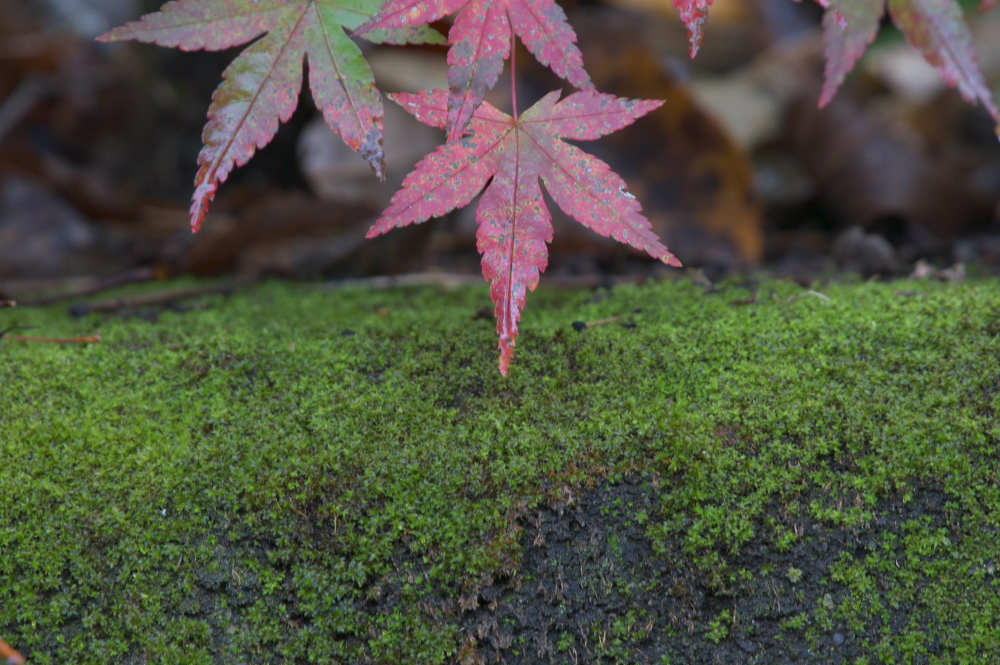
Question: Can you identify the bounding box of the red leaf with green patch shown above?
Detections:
[368,89,679,374]
[355,0,593,141]
[670,0,713,58]
[99,0,444,231]
[888,0,999,128]
[818,0,884,107]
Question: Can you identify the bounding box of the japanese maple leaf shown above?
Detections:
[367,89,680,374]
[817,0,1000,132]
[355,0,593,142]
[670,0,714,58]
[99,0,444,231]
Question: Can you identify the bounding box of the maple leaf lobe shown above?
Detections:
[819,0,883,107]
[96,0,289,50]
[446,0,512,140]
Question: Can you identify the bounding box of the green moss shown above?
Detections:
[2,277,1000,663]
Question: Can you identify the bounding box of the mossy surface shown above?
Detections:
[2,277,999,664]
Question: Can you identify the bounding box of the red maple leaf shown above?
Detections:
[355,0,594,141]
[367,89,680,374]
[98,0,444,232]
[817,0,999,131]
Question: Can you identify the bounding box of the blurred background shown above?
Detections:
[2,0,1000,302]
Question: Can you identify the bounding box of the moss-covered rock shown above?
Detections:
[2,277,999,664]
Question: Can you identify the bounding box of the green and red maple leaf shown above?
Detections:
[98,0,445,232]
[368,89,680,373]
[100,0,998,373]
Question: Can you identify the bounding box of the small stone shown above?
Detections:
[833,632,845,646]
[737,638,758,653]
[832,226,898,276]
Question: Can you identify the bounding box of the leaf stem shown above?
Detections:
[511,32,518,122]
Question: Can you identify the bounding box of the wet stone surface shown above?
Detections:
[454,476,953,665]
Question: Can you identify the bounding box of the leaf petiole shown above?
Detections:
[511,31,518,122]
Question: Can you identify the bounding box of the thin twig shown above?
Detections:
[0,325,101,343]
[775,290,831,305]
[731,290,759,306]
[71,278,253,315]
[325,272,656,291]
[0,326,36,338]
[571,315,623,331]
[582,316,622,328]
[7,334,103,344]
[19,267,158,307]
[326,273,483,291]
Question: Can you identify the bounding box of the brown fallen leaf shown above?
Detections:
[0,638,25,665]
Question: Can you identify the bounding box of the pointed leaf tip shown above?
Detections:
[360,126,387,182]
[190,182,217,233]
[670,0,712,58]
[498,343,513,375]
[687,23,703,59]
